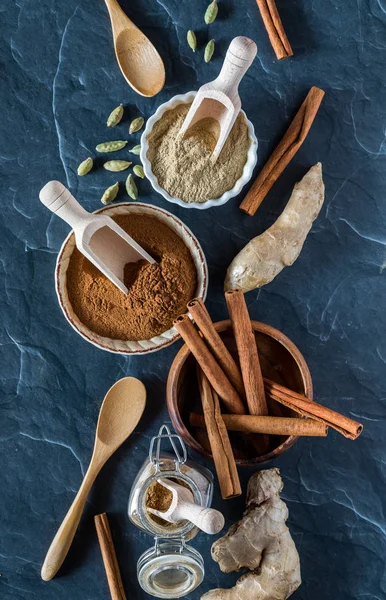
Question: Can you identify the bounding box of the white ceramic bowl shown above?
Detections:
[55,203,208,355]
[141,91,258,210]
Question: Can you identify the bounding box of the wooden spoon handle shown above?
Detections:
[104,0,135,35]
[41,467,98,581]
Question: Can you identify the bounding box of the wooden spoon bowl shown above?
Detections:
[114,27,165,97]
[167,320,313,467]
[105,0,165,97]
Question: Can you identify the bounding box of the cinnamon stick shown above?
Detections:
[174,314,245,414]
[94,513,127,600]
[225,289,270,455]
[187,297,245,398]
[225,290,268,417]
[197,368,241,499]
[192,426,249,460]
[190,412,328,437]
[255,0,293,60]
[240,86,325,216]
[264,379,363,440]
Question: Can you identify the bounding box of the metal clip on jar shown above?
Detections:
[128,424,214,598]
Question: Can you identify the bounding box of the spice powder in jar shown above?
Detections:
[66,214,197,341]
[145,478,193,528]
[146,102,251,204]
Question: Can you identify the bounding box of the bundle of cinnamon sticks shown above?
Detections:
[255,0,293,60]
[174,291,363,500]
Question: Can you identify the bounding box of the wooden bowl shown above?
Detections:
[166,320,313,467]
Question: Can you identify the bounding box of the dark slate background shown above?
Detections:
[1,0,386,598]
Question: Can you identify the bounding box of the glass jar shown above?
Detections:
[128,424,214,598]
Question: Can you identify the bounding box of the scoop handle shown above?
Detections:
[39,181,90,230]
[174,503,225,535]
[216,36,257,96]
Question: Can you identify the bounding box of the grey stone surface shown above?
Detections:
[1,0,385,598]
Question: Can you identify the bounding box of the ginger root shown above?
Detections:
[225,163,325,292]
[201,468,301,600]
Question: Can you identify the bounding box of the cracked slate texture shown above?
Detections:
[1,0,386,598]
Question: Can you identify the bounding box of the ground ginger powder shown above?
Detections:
[147,103,251,204]
[66,214,197,341]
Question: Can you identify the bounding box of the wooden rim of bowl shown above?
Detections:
[166,319,313,467]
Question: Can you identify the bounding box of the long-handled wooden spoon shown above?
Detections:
[41,377,146,581]
[104,0,165,97]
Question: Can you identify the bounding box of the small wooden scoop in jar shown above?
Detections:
[179,36,257,162]
[148,478,225,535]
[39,181,155,294]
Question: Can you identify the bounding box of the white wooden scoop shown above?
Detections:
[39,181,155,294]
[179,36,257,162]
[148,478,225,535]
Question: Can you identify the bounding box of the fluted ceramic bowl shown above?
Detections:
[140,91,258,210]
[55,202,208,354]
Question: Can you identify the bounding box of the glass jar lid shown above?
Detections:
[137,539,205,599]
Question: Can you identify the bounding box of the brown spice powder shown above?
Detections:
[147,103,251,204]
[146,480,173,512]
[66,214,197,341]
[146,478,190,528]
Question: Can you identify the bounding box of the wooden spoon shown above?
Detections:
[41,377,146,581]
[104,0,165,97]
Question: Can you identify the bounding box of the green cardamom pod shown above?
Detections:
[133,165,145,179]
[107,104,124,127]
[101,182,119,205]
[187,30,197,52]
[125,174,138,200]
[204,0,218,24]
[77,157,93,176]
[103,160,132,172]
[129,145,142,155]
[129,117,145,134]
[96,140,128,152]
[204,39,215,63]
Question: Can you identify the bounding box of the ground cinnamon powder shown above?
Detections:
[146,478,190,527]
[146,481,173,512]
[66,214,197,341]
